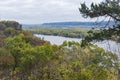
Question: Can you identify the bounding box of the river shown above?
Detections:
[34,34,120,55]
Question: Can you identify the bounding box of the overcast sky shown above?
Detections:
[0,0,103,24]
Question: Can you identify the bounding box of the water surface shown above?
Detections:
[35,34,120,55]
[35,34,82,45]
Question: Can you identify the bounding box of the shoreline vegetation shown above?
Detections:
[23,27,91,38]
[23,26,120,42]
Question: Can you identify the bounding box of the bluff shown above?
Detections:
[0,20,22,30]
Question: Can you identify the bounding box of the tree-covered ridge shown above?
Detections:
[0,20,119,80]
[0,21,22,30]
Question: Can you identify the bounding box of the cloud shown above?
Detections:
[0,0,103,24]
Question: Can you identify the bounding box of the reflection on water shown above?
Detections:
[34,34,120,55]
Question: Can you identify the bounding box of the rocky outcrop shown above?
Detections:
[0,20,22,31]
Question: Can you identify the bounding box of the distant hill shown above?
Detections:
[22,24,41,28]
[42,21,115,27]
[23,21,116,28]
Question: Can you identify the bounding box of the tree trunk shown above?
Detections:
[118,68,120,80]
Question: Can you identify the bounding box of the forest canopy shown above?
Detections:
[0,0,119,79]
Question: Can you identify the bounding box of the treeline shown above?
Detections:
[24,27,90,38]
[0,21,119,80]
